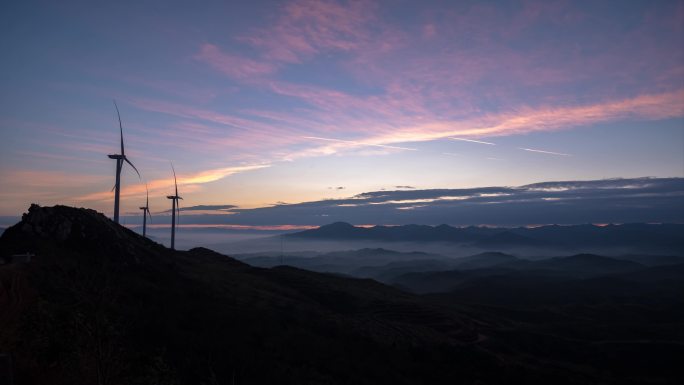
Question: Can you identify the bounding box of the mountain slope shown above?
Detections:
[240,247,449,275]
[0,205,506,385]
[529,254,646,276]
[453,252,519,269]
[393,254,655,294]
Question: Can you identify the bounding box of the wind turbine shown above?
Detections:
[167,164,183,250]
[108,100,140,223]
[139,183,152,238]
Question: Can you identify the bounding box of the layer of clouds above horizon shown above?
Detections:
[1,0,683,217]
[110,177,684,227]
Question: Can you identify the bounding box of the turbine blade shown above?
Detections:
[111,184,116,192]
[124,157,141,178]
[144,182,151,221]
[113,100,124,156]
[171,163,178,197]
[176,200,180,225]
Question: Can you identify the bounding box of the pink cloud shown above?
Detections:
[195,0,400,83]
[130,98,297,143]
[240,0,378,63]
[422,23,437,39]
[0,170,110,213]
[16,151,109,165]
[195,44,277,79]
[127,98,321,163]
[75,164,270,202]
[363,89,684,146]
[120,75,223,104]
[196,0,682,109]
[181,1,684,165]
[1,170,107,190]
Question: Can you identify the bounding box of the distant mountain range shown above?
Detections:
[287,222,684,254]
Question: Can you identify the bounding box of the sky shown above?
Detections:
[1,0,683,227]
[144,177,684,228]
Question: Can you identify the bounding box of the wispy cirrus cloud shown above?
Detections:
[186,0,684,164]
[0,170,108,192]
[76,164,270,202]
[0,170,110,213]
[129,87,682,165]
[128,98,308,152]
[360,89,684,147]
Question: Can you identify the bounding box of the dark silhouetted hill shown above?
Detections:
[351,259,454,282]
[529,254,645,276]
[614,254,684,266]
[393,253,658,294]
[453,252,519,269]
[241,247,449,276]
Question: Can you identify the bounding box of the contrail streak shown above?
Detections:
[519,147,571,156]
[449,137,496,145]
[303,136,417,151]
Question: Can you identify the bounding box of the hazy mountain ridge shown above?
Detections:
[391,252,682,294]
[287,221,684,255]
[239,247,683,284]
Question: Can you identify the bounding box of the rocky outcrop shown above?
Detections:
[16,204,134,243]
[0,204,168,264]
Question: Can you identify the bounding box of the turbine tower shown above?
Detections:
[139,183,152,238]
[167,164,183,250]
[108,100,140,223]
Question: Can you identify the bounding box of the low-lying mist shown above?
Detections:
[127,223,684,262]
